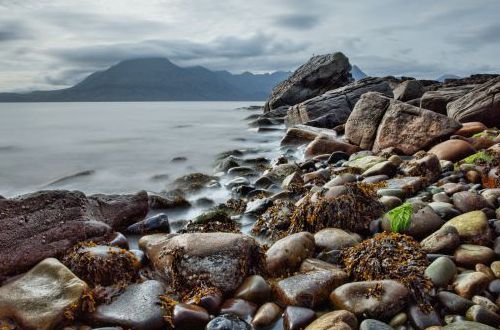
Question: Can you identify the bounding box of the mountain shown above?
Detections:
[436,74,461,82]
[350,65,368,80]
[0,58,291,102]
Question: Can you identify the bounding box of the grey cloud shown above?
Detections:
[273,14,320,30]
[0,20,32,41]
[450,23,500,48]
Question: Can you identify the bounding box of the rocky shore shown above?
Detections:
[1,52,500,330]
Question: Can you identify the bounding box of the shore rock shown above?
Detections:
[394,80,424,102]
[304,137,360,158]
[345,92,461,154]
[330,280,409,319]
[420,86,474,114]
[0,190,148,277]
[447,76,500,127]
[305,310,358,330]
[428,139,476,162]
[281,125,337,146]
[453,272,490,298]
[441,210,491,245]
[266,232,315,276]
[139,233,263,294]
[0,258,87,330]
[285,77,392,128]
[283,306,316,330]
[274,269,348,308]
[251,302,281,328]
[89,280,165,330]
[264,53,352,112]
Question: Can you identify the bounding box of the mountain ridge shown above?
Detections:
[0,58,291,102]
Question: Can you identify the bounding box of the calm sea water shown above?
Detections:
[0,102,283,198]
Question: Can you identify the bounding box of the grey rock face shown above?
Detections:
[264,52,352,112]
[285,77,393,128]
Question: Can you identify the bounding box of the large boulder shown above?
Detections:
[420,86,475,114]
[281,125,337,146]
[0,258,87,330]
[447,76,500,127]
[138,233,263,295]
[345,92,462,154]
[285,77,393,128]
[264,53,352,112]
[0,190,148,278]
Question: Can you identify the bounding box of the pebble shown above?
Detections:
[266,231,315,276]
[251,302,282,328]
[425,256,457,287]
[442,210,491,245]
[283,306,316,330]
[442,320,497,329]
[454,244,495,268]
[452,191,490,213]
[172,303,210,330]
[408,304,442,329]
[305,310,358,330]
[491,261,500,278]
[471,296,499,313]
[330,280,409,319]
[206,314,251,330]
[465,305,500,328]
[388,312,407,327]
[475,264,496,281]
[314,228,361,251]
[234,275,271,304]
[453,272,490,298]
[359,319,393,330]
[219,299,257,323]
[488,279,500,295]
[299,258,342,273]
[437,291,474,314]
[420,226,460,253]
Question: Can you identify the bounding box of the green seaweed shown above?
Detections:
[386,202,413,233]
[460,151,493,164]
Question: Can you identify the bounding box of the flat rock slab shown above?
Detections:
[0,190,148,277]
[0,258,87,330]
[89,280,166,330]
[139,232,263,294]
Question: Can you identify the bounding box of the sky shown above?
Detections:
[1,0,500,92]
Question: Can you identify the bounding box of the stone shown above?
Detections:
[381,205,445,239]
[454,122,489,137]
[491,261,500,278]
[472,296,498,313]
[345,92,461,154]
[185,292,222,316]
[264,52,352,112]
[428,201,461,220]
[394,79,424,101]
[453,272,490,298]
[314,228,361,251]
[171,303,210,330]
[169,172,217,193]
[442,321,497,330]
[465,305,500,328]
[475,264,496,281]
[139,233,263,294]
[330,280,409,319]
[420,226,460,253]
[282,172,304,191]
[0,190,148,277]
[220,299,257,323]
[429,139,476,162]
[89,280,165,330]
[420,86,473,114]
[274,269,348,308]
[362,160,397,178]
[400,154,442,183]
[425,256,457,287]
[285,77,392,128]
[299,258,343,273]
[389,313,407,327]
[454,245,495,268]
[437,291,474,314]
[283,306,316,330]
[452,191,490,213]
[488,279,500,294]
[344,155,385,171]
[447,76,500,127]
[359,319,393,330]
[442,211,491,245]
[304,310,358,330]
[234,275,271,304]
[304,137,360,158]
[251,302,281,329]
[0,258,87,330]
[206,314,251,330]
[266,232,315,276]
[408,304,442,329]
[126,213,170,234]
[324,173,357,188]
[281,125,337,146]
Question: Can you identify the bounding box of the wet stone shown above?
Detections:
[172,303,210,330]
[314,228,361,251]
[454,244,495,268]
[251,302,282,329]
[359,319,393,330]
[453,272,490,299]
[219,299,258,323]
[304,310,358,330]
[452,191,490,213]
[425,256,457,287]
[472,296,498,313]
[299,258,342,272]
[126,213,170,234]
[206,314,251,330]
[266,232,315,276]
[420,226,460,254]
[465,305,500,328]
[408,304,442,329]
[234,275,271,305]
[437,291,474,314]
[283,306,316,330]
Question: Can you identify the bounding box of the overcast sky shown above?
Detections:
[1,0,499,91]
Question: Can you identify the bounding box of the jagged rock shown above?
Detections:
[447,76,500,127]
[138,233,263,294]
[285,77,393,128]
[0,258,87,330]
[345,92,461,154]
[393,80,424,102]
[281,125,337,146]
[0,190,148,278]
[420,86,475,114]
[264,53,352,112]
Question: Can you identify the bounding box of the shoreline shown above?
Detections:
[1,55,499,329]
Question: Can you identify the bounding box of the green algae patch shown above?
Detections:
[386,202,413,233]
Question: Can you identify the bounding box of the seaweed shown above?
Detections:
[251,199,296,241]
[341,232,433,311]
[386,202,413,233]
[287,182,385,235]
[178,209,240,233]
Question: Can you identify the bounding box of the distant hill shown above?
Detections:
[0,58,291,102]
[351,65,368,80]
[436,74,461,82]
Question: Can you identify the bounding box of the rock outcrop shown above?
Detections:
[393,80,424,102]
[264,53,352,112]
[0,190,148,277]
[284,77,393,128]
[420,86,475,114]
[345,92,462,155]
[447,76,500,127]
